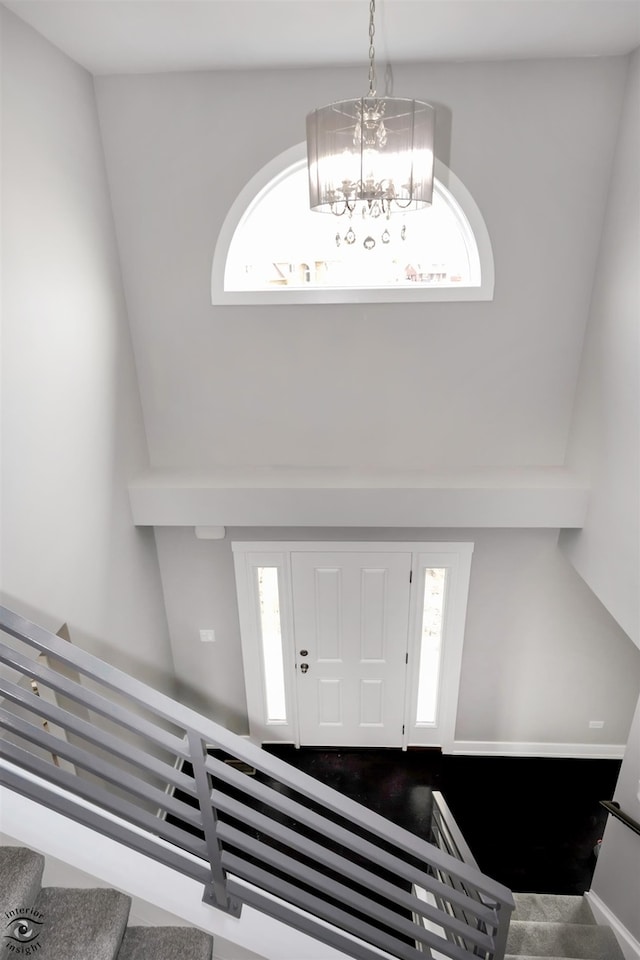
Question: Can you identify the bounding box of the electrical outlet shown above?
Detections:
[588,720,605,729]
[199,629,216,643]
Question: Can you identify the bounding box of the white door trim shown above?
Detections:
[233,547,299,744]
[232,541,474,749]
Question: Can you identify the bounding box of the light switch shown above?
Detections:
[199,629,216,643]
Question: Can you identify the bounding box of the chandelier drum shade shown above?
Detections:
[305,0,436,217]
[306,97,435,215]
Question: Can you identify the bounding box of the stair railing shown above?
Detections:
[599,800,640,838]
[427,791,511,960]
[0,606,514,960]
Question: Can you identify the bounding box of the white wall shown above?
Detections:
[4,0,633,757]
[591,692,640,946]
[562,48,640,945]
[155,526,640,750]
[155,526,249,730]
[560,49,640,647]
[0,10,174,690]
[89,51,640,752]
[93,56,626,475]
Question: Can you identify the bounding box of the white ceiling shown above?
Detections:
[5,0,640,76]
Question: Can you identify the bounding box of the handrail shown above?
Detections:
[0,605,514,960]
[431,790,481,870]
[600,800,640,838]
[423,792,512,960]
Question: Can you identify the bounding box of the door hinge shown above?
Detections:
[405,652,408,664]
[409,570,413,583]
[402,724,405,735]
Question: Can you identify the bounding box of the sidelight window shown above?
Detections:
[256,566,287,723]
[416,567,447,724]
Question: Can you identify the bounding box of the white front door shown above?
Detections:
[290,551,412,747]
[233,541,474,750]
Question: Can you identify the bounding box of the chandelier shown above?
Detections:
[306,0,435,217]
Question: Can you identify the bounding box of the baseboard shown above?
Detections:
[451,740,625,759]
[586,891,640,960]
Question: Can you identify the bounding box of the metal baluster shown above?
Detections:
[186,731,241,916]
[490,900,513,960]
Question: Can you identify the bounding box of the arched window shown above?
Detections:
[212,143,494,305]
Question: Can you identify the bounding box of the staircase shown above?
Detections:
[0,847,628,960]
[0,606,630,960]
[0,845,213,959]
[505,893,624,960]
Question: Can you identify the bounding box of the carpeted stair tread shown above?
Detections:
[117,925,213,959]
[506,919,625,960]
[513,893,596,925]
[33,887,131,959]
[0,846,44,916]
[0,848,217,960]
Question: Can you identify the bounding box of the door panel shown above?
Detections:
[291,551,412,746]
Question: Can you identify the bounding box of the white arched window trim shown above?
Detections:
[211,142,494,306]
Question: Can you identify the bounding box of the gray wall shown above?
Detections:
[94,56,626,473]
[0,10,174,692]
[1,6,639,940]
[561,49,640,648]
[592,693,640,942]
[155,526,640,748]
[563,48,640,943]
[92,48,640,750]
[3,10,637,757]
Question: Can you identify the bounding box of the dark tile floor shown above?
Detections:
[264,746,622,895]
[263,745,437,840]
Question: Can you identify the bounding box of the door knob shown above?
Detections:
[299,649,308,657]
[300,663,309,674]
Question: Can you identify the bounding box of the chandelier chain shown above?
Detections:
[368,0,376,97]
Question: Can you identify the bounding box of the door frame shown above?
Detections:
[232,541,474,752]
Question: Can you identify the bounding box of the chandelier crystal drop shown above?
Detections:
[306,0,435,216]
